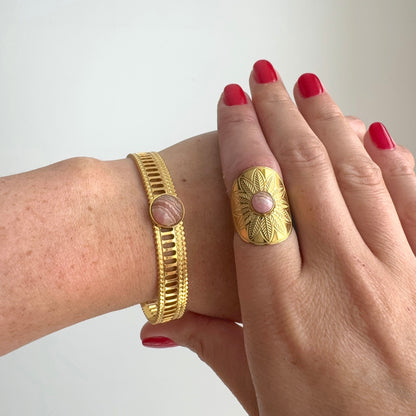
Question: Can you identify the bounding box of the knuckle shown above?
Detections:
[279,138,328,168]
[220,110,259,129]
[387,145,416,178]
[315,104,345,124]
[256,93,297,125]
[346,116,366,138]
[256,89,293,107]
[262,102,298,127]
[230,155,278,178]
[336,156,384,190]
[346,115,365,125]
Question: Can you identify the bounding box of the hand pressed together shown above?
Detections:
[141,60,416,415]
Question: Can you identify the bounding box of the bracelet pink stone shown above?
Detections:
[150,194,184,227]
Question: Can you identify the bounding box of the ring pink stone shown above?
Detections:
[150,194,184,227]
[251,191,274,214]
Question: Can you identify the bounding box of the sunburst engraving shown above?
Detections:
[231,166,292,245]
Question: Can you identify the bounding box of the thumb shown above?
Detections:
[140,312,258,416]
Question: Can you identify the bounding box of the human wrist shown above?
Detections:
[114,132,240,322]
[159,132,239,321]
[0,156,158,355]
[0,132,239,356]
[96,131,240,323]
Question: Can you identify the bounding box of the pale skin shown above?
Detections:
[2,59,416,415]
[141,61,416,415]
[0,132,240,355]
[0,117,364,356]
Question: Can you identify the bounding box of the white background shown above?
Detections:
[0,0,415,415]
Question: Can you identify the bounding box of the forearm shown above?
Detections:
[0,154,156,354]
[0,132,238,356]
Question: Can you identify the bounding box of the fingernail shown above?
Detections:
[142,336,178,348]
[369,122,396,150]
[298,73,324,98]
[223,84,247,106]
[253,59,278,84]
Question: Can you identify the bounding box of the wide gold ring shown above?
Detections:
[231,166,292,245]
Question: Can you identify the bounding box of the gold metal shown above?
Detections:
[231,166,292,245]
[128,152,188,324]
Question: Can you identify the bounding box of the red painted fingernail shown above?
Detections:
[142,336,178,348]
[223,84,247,106]
[298,73,324,98]
[253,59,278,84]
[369,122,396,150]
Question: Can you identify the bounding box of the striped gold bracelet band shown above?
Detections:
[128,152,188,324]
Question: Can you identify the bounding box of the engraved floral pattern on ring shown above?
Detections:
[231,166,292,245]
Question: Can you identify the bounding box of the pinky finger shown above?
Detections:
[364,122,416,255]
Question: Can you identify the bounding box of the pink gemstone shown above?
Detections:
[251,192,274,214]
[151,194,184,227]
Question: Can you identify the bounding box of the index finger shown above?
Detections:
[217,83,301,323]
[218,84,282,194]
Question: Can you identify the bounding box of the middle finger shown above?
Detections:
[249,60,363,263]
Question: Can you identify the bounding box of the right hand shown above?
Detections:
[160,118,367,323]
[141,61,416,415]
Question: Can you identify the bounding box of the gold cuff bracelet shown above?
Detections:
[128,152,188,324]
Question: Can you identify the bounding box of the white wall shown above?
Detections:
[0,0,415,414]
